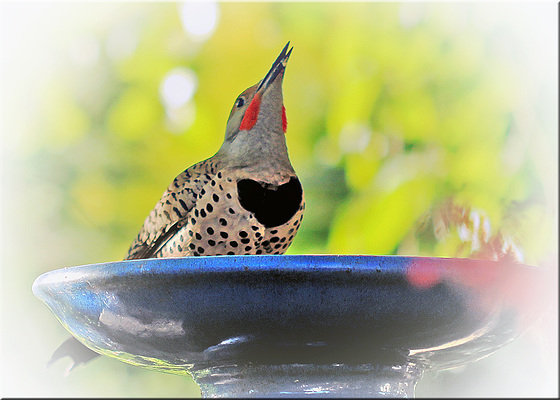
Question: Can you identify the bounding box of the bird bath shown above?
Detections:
[32,255,547,397]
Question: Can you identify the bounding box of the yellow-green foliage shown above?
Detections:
[30,3,557,265]
[16,3,557,266]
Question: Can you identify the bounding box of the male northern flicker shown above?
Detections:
[49,42,304,370]
[126,42,304,259]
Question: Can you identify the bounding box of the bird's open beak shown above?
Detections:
[256,42,293,93]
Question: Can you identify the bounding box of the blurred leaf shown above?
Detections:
[329,177,438,254]
[70,173,117,226]
[107,86,162,140]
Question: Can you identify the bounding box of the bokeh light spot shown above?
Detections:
[398,3,425,29]
[338,123,372,154]
[160,67,198,109]
[179,1,219,40]
[165,102,196,134]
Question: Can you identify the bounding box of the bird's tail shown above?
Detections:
[48,336,100,375]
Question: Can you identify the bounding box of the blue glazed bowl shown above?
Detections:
[32,255,544,375]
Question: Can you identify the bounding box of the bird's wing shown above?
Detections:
[125,160,216,260]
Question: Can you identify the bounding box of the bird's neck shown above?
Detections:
[214,129,295,177]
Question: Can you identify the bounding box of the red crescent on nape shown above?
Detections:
[282,105,287,133]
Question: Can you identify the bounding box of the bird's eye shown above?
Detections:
[236,97,245,108]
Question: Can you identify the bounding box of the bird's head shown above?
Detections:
[216,43,293,171]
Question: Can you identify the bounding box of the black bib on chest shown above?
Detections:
[237,177,303,228]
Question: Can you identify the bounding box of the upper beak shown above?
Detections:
[256,42,293,93]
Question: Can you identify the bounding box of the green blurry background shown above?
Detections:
[1,1,557,397]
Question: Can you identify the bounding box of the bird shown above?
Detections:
[126,42,304,259]
[48,42,304,370]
